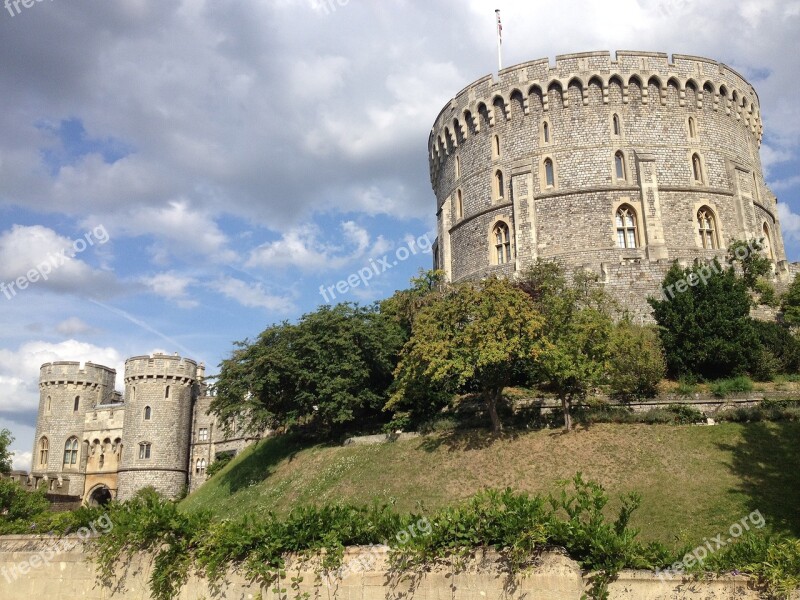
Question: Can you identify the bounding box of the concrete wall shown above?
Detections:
[0,535,790,600]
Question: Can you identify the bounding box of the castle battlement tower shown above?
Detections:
[430,51,788,318]
[116,353,198,501]
[31,361,117,496]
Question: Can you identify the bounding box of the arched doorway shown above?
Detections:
[87,485,113,507]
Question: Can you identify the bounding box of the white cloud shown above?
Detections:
[11,450,31,472]
[210,277,295,313]
[141,271,198,308]
[56,317,98,336]
[0,340,124,413]
[0,225,117,298]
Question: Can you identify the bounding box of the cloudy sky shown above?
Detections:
[0,0,798,470]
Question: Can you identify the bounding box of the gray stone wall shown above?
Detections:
[430,51,788,314]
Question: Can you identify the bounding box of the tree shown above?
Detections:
[649,260,759,379]
[782,274,800,327]
[388,277,544,432]
[211,303,405,437]
[607,322,666,400]
[380,269,446,337]
[728,238,775,306]
[518,261,614,430]
[0,429,12,475]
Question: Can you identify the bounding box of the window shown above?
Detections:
[195,458,206,475]
[455,155,461,179]
[38,437,48,466]
[99,454,105,468]
[456,189,463,220]
[144,406,151,420]
[139,443,152,460]
[612,114,621,136]
[494,170,505,201]
[692,154,704,183]
[493,222,512,265]
[763,223,774,259]
[73,396,80,412]
[198,428,209,442]
[544,159,555,188]
[698,208,717,249]
[63,437,79,467]
[45,396,51,414]
[542,121,550,144]
[615,151,626,181]
[616,206,638,249]
[688,117,697,139]
[492,135,501,159]
[165,385,170,399]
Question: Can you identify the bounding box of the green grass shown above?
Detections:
[181,422,800,551]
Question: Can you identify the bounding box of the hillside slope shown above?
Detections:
[181,422,800,549]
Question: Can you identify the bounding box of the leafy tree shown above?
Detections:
[728,239,775,305]
[607,322,666,400]
[0,429,12,475]
[388,277,544,432]
[781,274,800,327]
[750,320,800,379]
[649,260,759,379]
[211,303,405,437]
[380,269,446,336]
[0,479,48,522]
[518,261,615,430]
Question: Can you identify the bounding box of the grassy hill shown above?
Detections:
[181,421,800,550]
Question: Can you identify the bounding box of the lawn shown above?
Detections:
[181,422,800,550]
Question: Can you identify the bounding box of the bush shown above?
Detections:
[606,323,665,400]
[710,376,754,398]
[751,320,800,379]
[205,452,235,479]
[0,479,48,524]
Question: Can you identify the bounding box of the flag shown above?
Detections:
[496,10,503,45]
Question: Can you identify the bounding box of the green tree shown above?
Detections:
[211,303,405,437]
[728,238,776,305]
[781,274,800,327]
[380,269,446,337]
[518,261,615,430]
[388,278,544,432]
[0,429,12,475]
[649,260,759,379]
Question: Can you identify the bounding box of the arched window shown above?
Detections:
[99,453,105,468]
[456,189,463,220]
[612,114,621,136]
[493,222,512,265]
[63,437,79,466]
[455,155,461,179]
[763,223,774,259]
[492,134,501,159]
[139,442,152,460]
[38,437,48,466]
[494,170,505,201]
[144,406,151,420]
[692,153,704,183]
[688,117,697,138]
[542,121,551,144]
[616,206,638,249]
[165,385,170,399]
[544,158,555,188]
[196,458,207,475]
[615,151,626,181]
[73,396,80,412]
[45,396,51,414]
[698,208,718,249]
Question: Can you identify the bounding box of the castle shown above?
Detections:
[430,51,793,317]
[26,353,259,505]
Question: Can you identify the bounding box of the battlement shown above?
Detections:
[39,361,117,387]
[429,50,763,176]
[124,353,198,382]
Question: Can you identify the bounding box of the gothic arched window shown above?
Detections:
[616,205,638,249]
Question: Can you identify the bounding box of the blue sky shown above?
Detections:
[1,0,799,470]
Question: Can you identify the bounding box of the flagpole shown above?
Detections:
[496,9,503,72]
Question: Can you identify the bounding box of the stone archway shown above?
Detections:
[87,485,113,507]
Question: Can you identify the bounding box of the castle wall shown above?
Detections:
[430,51,786,313]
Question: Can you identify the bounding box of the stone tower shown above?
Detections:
[30,361,117,496]
[116,353,198,501]
[430,51,789,318]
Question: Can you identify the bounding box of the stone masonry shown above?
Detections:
[430,51,794,319]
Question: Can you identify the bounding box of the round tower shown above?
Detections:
[116,353,198,501]
[31,361,117,496]
[429,50,786,319]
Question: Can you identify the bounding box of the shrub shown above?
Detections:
[710,376,754,398]
[205,452,235,479]
[751,320,800,378]
[606,323,665,400]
